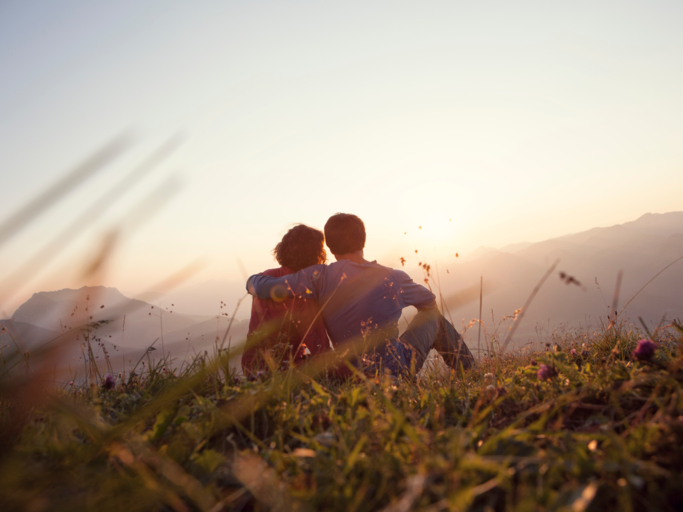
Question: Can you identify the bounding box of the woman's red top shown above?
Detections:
[241,266,329,376]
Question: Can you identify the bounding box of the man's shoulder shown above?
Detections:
[369,262,411,281]
[302,263,328,273]
[331,260,412,282]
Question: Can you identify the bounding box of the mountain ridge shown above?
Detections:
[5,211,683,361]
[438,211,683,347]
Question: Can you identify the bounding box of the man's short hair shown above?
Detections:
[324,213,366,255]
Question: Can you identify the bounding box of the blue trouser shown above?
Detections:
[366,308,475,378]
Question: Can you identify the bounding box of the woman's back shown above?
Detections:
[241,266,329,376]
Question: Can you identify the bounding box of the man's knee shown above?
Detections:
[409,307,440,330]
[435,314,476,371]
[400,309,440,362]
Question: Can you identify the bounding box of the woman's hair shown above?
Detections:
[273,224,327,272]
[324,213,366,255]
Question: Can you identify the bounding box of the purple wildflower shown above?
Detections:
[537,364,557,381]
[633,339,656,361]
[102,374,116,390]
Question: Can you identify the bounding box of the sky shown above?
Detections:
[1,0,682,316]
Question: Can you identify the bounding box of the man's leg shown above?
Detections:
[433,314,475,371]
[399,308,475,372]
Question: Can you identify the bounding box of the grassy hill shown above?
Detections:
[1,319,682,511]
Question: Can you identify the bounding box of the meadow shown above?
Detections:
[1,316,682,512]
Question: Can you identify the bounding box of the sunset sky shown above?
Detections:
[1,1,682,316]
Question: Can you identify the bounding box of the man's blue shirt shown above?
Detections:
[246,259,435,351]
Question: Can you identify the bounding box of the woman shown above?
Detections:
[241,224,329,378]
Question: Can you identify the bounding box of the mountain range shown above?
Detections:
[439,211,683,351]
[2,211,682,378]
[1,285,249,381]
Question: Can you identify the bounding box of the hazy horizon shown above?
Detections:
[5,210,682,331]
[1,1,683,316]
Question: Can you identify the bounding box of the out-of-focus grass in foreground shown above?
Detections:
[2,321,683,512]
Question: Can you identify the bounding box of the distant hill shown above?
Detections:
[499,241,532,253]
[146,279,251,319]
[3,286,249,381]
[1,319,65,351]
[10,286,219,349]
[438,211,683,351]
[0,318,90,381]
[163,316,250,357]
[5,212,682,371]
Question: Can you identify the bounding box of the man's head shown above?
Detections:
[324,213,366,257]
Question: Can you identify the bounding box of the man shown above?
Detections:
[246,213,474,377]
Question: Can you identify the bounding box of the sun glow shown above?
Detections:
[412,213,457,242]
[401,181,475,245]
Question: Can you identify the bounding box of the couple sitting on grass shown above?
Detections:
[243,213,474,379]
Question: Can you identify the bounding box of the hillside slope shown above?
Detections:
[438,212,683,349]
[11,286,215,350]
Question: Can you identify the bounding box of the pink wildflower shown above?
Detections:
[102,374,116,390]
[633,339,656,361]
[537,364,557,381]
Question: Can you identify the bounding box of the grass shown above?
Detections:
[2,134,682,510]
[1,319,683,512]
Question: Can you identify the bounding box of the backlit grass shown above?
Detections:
[1,321,683,511]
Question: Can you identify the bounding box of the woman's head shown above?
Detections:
[273,224,327,272]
